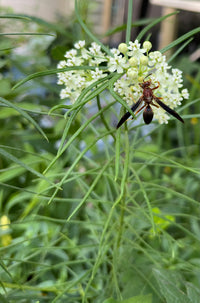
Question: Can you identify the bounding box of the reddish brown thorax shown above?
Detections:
[139,81,154,103]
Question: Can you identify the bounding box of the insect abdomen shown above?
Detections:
[143,105,153,124]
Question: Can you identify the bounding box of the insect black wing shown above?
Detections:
[116,98,142,129]
[154,97,184,123]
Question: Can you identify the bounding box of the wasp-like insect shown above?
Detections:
[116,78,184,128]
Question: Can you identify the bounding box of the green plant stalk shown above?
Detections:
[126,0,133,44]
[96,94,116,141]
[47,127,115,204]
[67,159,113,222]
[44,101,116,175]
[75,0,112,56]
[83,131,130,301]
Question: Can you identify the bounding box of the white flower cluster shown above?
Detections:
[57,40,189,124]
[57,40,108,103]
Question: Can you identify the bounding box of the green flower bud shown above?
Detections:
[127,68,138,79]
[140,55,148,66]
[118,43,128,54]
[129,57,138,67]
[143,41,152,52]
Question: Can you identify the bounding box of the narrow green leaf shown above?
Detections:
[67,160,111,221]
[0,97,48,141]
[136,11,179,42]
[0,14,30,20]
[153,269,190,303]
[167,38,193,64]
[12,66,107,90]
[0,293,8,303]
[160,27,200,53]
[0,33,55,36]
[0,148,58,189]
[104,19,154,36]
[75,0,112,56]
[186,282,200,303]
[121,294,152,303]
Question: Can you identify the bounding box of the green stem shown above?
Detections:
[126,0,133,44]
[96,94,116,141]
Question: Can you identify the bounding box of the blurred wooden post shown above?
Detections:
[102,0,112,43]
[159,7,177,56]
[150,0,200,58]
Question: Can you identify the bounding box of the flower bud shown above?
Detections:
[140,55,148,66]
[143,41,152,52]
[118,43,128,54]
[129,57,138,67]
[127,68,138,79]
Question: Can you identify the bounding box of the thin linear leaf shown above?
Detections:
[153,269,190,303]
[47,129,115,204]
[0,148,59,189]
[67,160,111,221]
[0,15,30,20]
[12,66,107,90]
[0,97,48,141]
[44,101,116,175]
[0,33,55,36]
[65,74,113,116]
[160,27,200,53]
[136,11,179,42]
[8,13,69,36]
[167,38,193,63]
[75,0,112,56]
[104,19,154,36]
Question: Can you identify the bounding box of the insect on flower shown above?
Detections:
[116,77,184,128]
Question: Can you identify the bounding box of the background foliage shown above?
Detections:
[0,2,200,302]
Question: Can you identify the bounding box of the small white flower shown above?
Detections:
[128,40,145,58]
[154,108,170,124]
[66,56,83,66]
[57,60,67,69]
[89,42,102,56]
[64,49,77,59]
[181,88,189,99]
[149,51,166,68]
[110,48,120,56]
[74,40,85,49]
[108,54,129,73]
[60,87,71,99]
[91,68,107,80]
